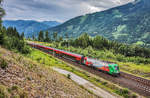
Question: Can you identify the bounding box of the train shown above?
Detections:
[28,42,120,76]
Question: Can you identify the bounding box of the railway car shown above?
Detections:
[28,42,120,76]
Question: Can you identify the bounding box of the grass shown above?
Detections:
[25,48,139,98]
[0,85,28,98]
[0,85,9,98]
[26,49,64,67]
[30,41,150,80]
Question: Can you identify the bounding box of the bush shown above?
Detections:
[67,74,71,79]
[36,57,42,62]
[115,88,130,97]
[11,85,18,91]
[0,59,8,69]
[131,93,137,98]
[0,85,9,98]
[122,88,129,95]
[102,82,108,85]
[21,45,31,54]
[116,54,125,62]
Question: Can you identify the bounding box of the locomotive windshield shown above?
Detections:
[115,66,119,71]
[86,58,108,67]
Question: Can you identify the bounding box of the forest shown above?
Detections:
[0,26,31,54]
[34,31,150,59]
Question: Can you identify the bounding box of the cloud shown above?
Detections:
[2,0,134,22]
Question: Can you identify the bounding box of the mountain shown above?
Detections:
[3,20,61,37]
[41,21,60,27]
[47,0,150,46]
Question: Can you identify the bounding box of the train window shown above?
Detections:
[115,66,119,70]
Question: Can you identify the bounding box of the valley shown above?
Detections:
[1,0,150,97]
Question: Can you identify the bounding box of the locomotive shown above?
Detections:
[28,42,120,76]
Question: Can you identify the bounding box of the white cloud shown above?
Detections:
[2,0,134,22]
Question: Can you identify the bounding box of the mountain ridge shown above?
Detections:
[47,0,150,46]
[2,20,61,37]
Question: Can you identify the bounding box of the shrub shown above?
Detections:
[122,88,129,95]
[36,57,42,62]
[11,85,18,91]
[0,59,8,69]
[131,93,137,98]
[116,54,124,62]
[67,74,71,79]
[21,45,31,54]
[71,68,74,72]
[115,88,130,97]
[102,82,108,85]
[0,85,9,98]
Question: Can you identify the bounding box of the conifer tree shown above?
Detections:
[21,32,24,39]
[45,31,50,42]
[38,31,44,41]
[0,0,5,22]
[58,36,63,42]
[65,32,69,39]
[32,34,35,40]
[0,30,5,45]
[53,32,58,41]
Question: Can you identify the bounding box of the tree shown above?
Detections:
[32,34,35,40]
[0,0,5,44]
[21,32,24,39]
[44,31,50,42]
[38,31,44,41]
[58,36,63,42]
[14,27,20,38]
[0,0,5,23]
[77,33,91,48]
[53,32,58,41]
[0,30,5,45]
[93,35,105,49]
[65,32,69,39]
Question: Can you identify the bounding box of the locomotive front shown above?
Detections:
[108,64,120,76]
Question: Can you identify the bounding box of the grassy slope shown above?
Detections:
[31,41,150,80]
[0,46,96,98]
[25,43,141,98]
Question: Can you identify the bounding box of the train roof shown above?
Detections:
[28,42,116,67]
[29,42,83,58]
[47,46,83,57]
[87,58,115,67]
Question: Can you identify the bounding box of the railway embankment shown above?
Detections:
[0,46,96,98]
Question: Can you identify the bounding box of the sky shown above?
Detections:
[3,0,134,22]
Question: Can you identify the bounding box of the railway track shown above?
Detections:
[121,72,150,87]
[35,47,150,97]
[60,56,150,97]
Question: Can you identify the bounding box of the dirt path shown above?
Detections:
[53,67,119,98]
